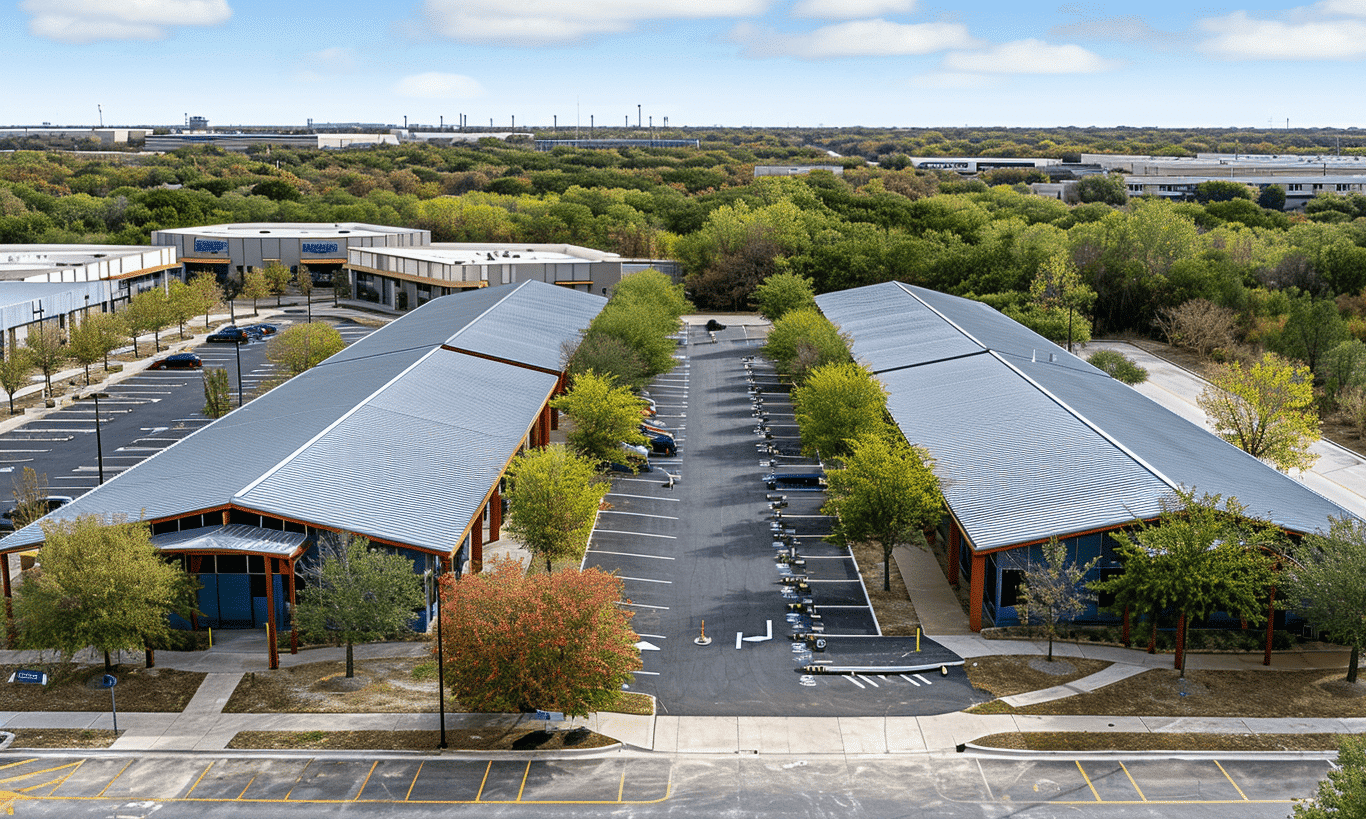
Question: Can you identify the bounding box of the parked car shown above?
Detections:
[763,471,827,491]
[603,443,653,474]
[242,323,278,336]
[705,319,727,331]
[640,426,677,456]
[147,352,202,370]
[206,326,254,344]
[0,495,73,531]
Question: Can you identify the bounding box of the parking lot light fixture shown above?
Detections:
[78,392,110,484]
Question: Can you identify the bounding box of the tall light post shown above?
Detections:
[234,336,244,408]
[80,391,110,484]
[434,558,447,750]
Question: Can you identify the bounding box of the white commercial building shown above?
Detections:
[152,223,429,283]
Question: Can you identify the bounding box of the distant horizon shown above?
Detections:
[7,0,1366,130]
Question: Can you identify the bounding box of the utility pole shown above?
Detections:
[638,104,641,128]
[97,104,103,128]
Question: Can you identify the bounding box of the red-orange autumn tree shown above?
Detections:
[436,556,642,717]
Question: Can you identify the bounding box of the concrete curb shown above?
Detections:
[963,741,1340,760]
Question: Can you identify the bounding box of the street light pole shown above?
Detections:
[92,392,104,484]
[435,561,447,750]
[235,338,244,408]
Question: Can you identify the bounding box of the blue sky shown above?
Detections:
[4,0,1365,129]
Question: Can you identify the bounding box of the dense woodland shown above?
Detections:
[7,132,1366,416]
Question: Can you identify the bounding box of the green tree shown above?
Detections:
[122,288,172,356]
[67,316,108,386]
[792,361,889,460]
[263,261,292,307]
[1197,352,1320,472]
[1019,537,1099,661]
[294,534,424,678]
[752,271,817,321]
[567,333,649,392]
[1194,180,1255,203]
[1257,184,1287,211]
[552,370,648,466]
[202,367,231,418]
[265,323,345,376]
[166,279,198,340]
[1086,349,1148,384]
[437,555,641,718]
[81,312,127,371]
[1284,516,1366,683]
[188,271,224,330]
[762,308,849,383]
[0,348,33,415]
[1076,172,1127,206]
[241,268,270,317]
[331,270,351,307]
[296,265,315,322]
[1321,339,1366,407]
[1092,489,1280,676]
[1293,734,1366,819]
[824,433,942,592]
[9,466,50,533]
[1270,295,1349,376]
[13,515,196,670]
[1028,253,1095,353]
[504,445,609,572]
[23,323,67,397]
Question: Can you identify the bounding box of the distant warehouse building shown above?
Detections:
[346,243,679,309]
[1124,175,1366,210]
[152,223,429,283]
[145,132,400,152]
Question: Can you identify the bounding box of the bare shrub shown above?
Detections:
[1156,299,1238,357]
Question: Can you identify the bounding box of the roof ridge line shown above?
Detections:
[442,280,532,348]
[891,282,989,352]
[233,346,447,502]
[987,349,1183,494]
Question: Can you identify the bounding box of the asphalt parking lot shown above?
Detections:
[583,324,977,717]
[0,315,376,505]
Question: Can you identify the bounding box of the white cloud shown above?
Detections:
[1317,0,1366,16]
[22,0,231,43]
[395,72,485,99]
[791,0,917,19]
[1048,16,1170,43]
[421,0,770,45]
[735,19,977,58]
[909,71,999,89]
[1201,10,1366,59]
[310,47,358,74]
[944,39,1119,73]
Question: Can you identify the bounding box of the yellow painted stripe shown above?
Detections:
[0,760,37,773]
[1075,761,1101,802]
[236,774,257,800]
[1214,760,1250,801]
[1119,761,1146,801]
[284,760,311,801]
[405,761,423,801]
[184,761,215,798]
[617,767,626,802]
[515,761,531,802]
[95,760,133,798]
[0,761,81,786]
[354,761,378,801]
[474,761,492,802]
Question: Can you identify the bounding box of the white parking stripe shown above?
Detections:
[587,550,675,561]
[605,493,679,502]
[619,576,672,584]
[620,602,669,610]
[595,529,677,539]
[599,511,679,520]
[846,676,865,689]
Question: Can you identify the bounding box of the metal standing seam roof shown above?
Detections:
[0,280,605,553]
[153,525,307,557]
[815,281,1354,552]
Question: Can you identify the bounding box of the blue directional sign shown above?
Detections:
[533,710,564,721]
[101,674,117,688]
[7,669,48,685]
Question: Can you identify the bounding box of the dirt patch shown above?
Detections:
[964,655,1113,699]
[223,656,656,716]
[0,664,204,712]
[4,729,120,749]
[227,728,617,752]
[971,668,1366,718]
[973,731,1341,753]
[849,539,920,635]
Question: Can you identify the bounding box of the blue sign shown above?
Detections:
[102,674,117,688]
[8,669,48,685]
[193,239,229,254]
[301,242,339,255]
[533,710,564,721]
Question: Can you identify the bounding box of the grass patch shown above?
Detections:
[975,668,1366,718]
[964,655,1113,699]
[227,728,617,752]
[973,731,1342,753]
[849,539,919,636]
[603,692,654,716]
[5,729,120,749]
[0,664,204,712]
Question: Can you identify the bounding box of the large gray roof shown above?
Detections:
[1,280,603,554]
[815,281,1352,551]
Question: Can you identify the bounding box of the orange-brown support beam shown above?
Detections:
[947,522,961,586]
[265,557,279,670]
[222,510,230,525]
[968,553,985,632]
[287,558,298,655]
[539,404,552,446]
[2,554,13,649]
[487,484,502,543]
[471,521,484,575]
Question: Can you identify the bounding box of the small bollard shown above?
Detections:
[694,620,712,646]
